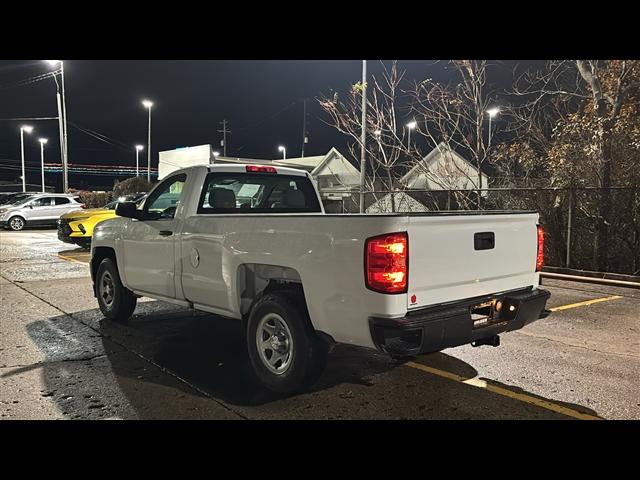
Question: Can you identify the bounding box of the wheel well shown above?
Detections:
[237,263,307,322]
[91,247,116,284]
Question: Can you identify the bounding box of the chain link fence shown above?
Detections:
[324,187,639,275]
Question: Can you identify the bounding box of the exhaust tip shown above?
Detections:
[471,335,500,348]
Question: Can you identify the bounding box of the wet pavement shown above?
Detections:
[1,229,639,419]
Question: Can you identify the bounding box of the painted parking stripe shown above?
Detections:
[550,295,622,312]
[405,361,600,420]
[57,253,89,265]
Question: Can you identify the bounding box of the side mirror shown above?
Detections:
[28,205,33,209]
[116,202,143,220]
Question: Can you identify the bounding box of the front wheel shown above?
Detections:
[96,257,137,321]
[246,292,328,395]
[8,216,25,231]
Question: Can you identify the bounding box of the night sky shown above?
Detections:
[0,60,523,191]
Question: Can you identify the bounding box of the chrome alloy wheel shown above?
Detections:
[99,270,115,307]
[256,313,294,374]
[9,217,24,230]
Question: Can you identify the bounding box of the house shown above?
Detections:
[157,145,361,211]
[272,148,361,210]
[400,141,489,192]
[365,142,490,213]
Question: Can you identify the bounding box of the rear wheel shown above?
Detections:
[8,216,25,231]
[246,292,328,395]
[96,257,137,321]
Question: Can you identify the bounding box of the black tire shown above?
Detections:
[96,257,137,322]
[8,216,25,231]
[246,292,328,395]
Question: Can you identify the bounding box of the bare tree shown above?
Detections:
[319,62,413,212]
[409,60,500,209]
[510,60,640,270]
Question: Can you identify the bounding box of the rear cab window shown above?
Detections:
[197,172,321,214]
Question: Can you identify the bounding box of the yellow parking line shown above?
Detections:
[550,295,622,312]
[405,361,600,420]
[57,253,89,265]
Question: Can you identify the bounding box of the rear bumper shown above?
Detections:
[369,287,550,356]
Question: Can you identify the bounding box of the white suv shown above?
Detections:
[0,194,84,231]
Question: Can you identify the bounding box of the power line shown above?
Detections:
[0,71,58,91]
[0,117,59,121]
[233,100,298,134]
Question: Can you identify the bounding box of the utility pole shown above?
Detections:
[46,61,68,191]
[301,99,308,158]
[218,119,231,157]
[60,62,69,192]
[359,60,367,213]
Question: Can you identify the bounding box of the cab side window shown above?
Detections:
[54,197,70,205]
[30,198,52,208]
[144,174,187,219]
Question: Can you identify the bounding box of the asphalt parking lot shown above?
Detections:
[1,229,638,420]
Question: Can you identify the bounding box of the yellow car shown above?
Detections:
[57,194,146,249]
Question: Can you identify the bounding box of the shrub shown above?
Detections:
[65,189,113,209]
[113,177,154,197]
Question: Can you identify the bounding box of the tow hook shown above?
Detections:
[471,335,500,348]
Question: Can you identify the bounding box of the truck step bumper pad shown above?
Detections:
[369,287,551,357]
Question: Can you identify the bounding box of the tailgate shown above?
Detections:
[406,213,540,310]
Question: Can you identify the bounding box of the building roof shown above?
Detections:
[273,155,326,171]
[400,142,489,190]
[365,191,429,213]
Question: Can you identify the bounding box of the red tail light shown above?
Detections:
[246,165,277,174]
[536,225,544,272]
[80,204,86,209]
[365,232,408,294]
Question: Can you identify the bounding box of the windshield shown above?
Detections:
[6,194,34,206]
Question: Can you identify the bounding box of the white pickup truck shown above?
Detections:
[90,164,550,393]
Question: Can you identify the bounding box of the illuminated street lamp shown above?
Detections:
[45,60,68,191]
[135,145,144,177]
[486,107,500,148]
[278,145,286,160]
[142,100,153,181]
[406,120,417,150]
[19,125,34,192]
[39,138,48,192]
[213,151,220,162]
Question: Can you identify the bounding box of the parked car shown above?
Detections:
[0,193,84,231]
[58,193,147,248]
[90,164,550,394]
[0,192,38,206]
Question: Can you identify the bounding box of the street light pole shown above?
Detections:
[406,120,417,151]
[359,60,367,213]
[486,107,500,149]
[135,145,144,177]
[142,100,153,182]
[39,138,48,192]
[20,126,33,193]
[278,145,286,160]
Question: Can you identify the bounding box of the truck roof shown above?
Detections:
[169,163,310,178]
[206,163,310,177]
